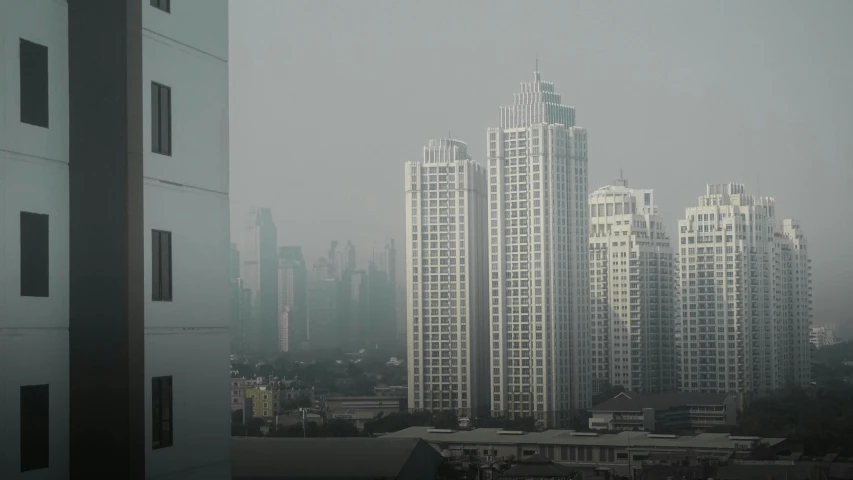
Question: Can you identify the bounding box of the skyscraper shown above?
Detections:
[406,138,489,418]
[241,207,279,354]
[1,1,230,477]
[278,246,308,349]
[677,184,811,398]
[487,70,591,427]
[589,179,676,394]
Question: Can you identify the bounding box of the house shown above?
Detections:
[589,391,738,432]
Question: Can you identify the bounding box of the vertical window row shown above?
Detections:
[152,376,173,449]
[151,82,172,156]
[20,39,49,128]
[152,230,173,301]
[20,384,49,472]
[20,212,50,297]
[150,0,171,13]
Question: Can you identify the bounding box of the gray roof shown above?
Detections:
[232,437,442,479]
[383,427,785,451]
[591,391,731,412]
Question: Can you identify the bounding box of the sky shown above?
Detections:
[228,0,853,329]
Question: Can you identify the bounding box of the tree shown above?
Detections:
[749,440,776,460]
[232,409,244,424]
[433,410,459,430]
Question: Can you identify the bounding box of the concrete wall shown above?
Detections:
[0,1,70,478]
[141,0,230,478]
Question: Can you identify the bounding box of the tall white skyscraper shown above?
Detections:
[677,184,811,398]
[487,71,591,427]
[589,179,676,395]
[405,139,489,418]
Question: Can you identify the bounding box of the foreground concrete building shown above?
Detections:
[677,184,811,398]
[405,138,489,418]
[0,1,230,477]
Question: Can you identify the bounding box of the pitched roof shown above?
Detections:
[231,437,442,479]
[591,391,731,412]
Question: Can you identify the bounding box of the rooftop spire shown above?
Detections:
[534,55,540,81]
[615,168,628,187]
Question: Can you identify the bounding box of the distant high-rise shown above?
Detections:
[810,325,839,349]
[241,207,279,354]
[405,138,489,418]
[488,70,591,427]
[278,246,307,351]
[589,180,676,394]
[677,184,811,397]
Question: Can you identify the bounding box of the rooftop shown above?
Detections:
[383,427,784,451]
[591,391,732,412]
[232,437,442,479]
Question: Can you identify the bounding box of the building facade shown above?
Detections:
[487,71,591,427]
[405,138,489,418]
[589,181,676,394]
[241,207,279,354]
[0,1,230,478]
[677,184,811,397]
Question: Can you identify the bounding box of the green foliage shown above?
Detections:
[272,420,360,438]
[475,415,537,432]
[279,395,312,412]
[736,383,853,455]
[433,410,459,430]
[363,411,435,434]
[232,409,244,424]
[593,383,626,405]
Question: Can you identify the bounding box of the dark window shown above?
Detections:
[150,0,170,13]
[20,39,49,128]
[152,230,172,301]
[151,82,172,155]
[20,212,49,297]
[152,376,173,449]
[20,385,49,472]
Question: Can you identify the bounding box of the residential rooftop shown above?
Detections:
[383,427,784,451]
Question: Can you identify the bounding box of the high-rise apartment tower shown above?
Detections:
[589,180,676,394]
[405,139,489,418]
[487,71,591,427]
[677,184,811,398]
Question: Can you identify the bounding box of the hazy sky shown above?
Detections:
[229,0,853,327]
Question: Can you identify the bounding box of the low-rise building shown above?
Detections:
[231,378,255,411]
[384,427,783,478]
[811,326,840,349]
[374,385,407,397]
[232,437,444,480]
[240,379,315,419]
[325,396,404,430]
[589,392,737,432]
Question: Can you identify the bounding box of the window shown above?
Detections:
[20,212,49,297]
[20,385,49,472]
[152,230,172,301]
[152,376,173,449]
[150,0,170,13]
[151,82,172,155]
[20,39,49,128]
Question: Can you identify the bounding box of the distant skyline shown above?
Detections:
[229,0,853,328]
